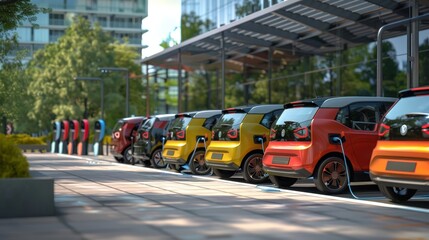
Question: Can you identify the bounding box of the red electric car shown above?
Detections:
[263,97,396,194]
[110,116,146,163]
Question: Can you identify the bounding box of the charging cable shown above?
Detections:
[333,136,359,199]
[257,136,265,154]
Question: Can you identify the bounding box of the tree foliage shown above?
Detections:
[0,0,45,132]
[26,17,142,132]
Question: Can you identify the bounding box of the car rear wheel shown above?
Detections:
[123,146,134,164]
[150,149,167,168]
[213,169,235,179]
[314,157,349,194]
[269,175,298,188]
[378,185,417,203]
[189,150,212,175]
[243,153,268,184]
[114,156,124,163]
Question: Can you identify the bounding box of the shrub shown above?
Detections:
[0,134,30,178]
[5,134,46,145]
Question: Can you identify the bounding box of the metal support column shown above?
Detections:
[377,12,429,96]
[221,32,226,109]
[178,49,183,112]
[146,63,150,117]
[407,22,412,88]
[412,0,419,88]
[268,47,273,103]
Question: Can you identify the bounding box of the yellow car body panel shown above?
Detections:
[163,118,213,165]
[206,114,270,170]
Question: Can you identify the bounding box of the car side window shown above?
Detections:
[260,109,283,129]
[336,102,378,131]
[203,115,221,130]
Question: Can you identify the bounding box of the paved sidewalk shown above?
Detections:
[0,153,428,240]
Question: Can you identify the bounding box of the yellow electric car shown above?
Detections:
[205,105,283,184]
[163,110,222,175]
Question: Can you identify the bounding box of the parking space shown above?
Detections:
[1,153,428,240]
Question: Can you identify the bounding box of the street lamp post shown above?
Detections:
[99,67,129,117]
[74,77,104,120]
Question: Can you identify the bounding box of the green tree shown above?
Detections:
[26,17,142,132]
[361,41,404,97]
[0,0,45,132]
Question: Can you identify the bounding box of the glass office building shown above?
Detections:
[181,0,282,32]
[149,0,284,114]
[145,0,429,115]
[11,0,147,63]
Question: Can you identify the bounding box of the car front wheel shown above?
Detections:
[378,185,417,203]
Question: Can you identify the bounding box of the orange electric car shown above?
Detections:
[370,86,429,202]
[263,97,396,194]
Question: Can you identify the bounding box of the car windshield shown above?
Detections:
[271,107,318,141]
[112,120,124,133]
[212,113,246,141]
[381,95,429,141]
[167,116,192,140]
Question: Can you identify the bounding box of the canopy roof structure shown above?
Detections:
[142,0,429,72]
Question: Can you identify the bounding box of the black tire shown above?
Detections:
[141,160,151,167]
[189,150,212,175]
[378,185,417,203]
[242,153,268,184]
[114,156,124,163]
[167,164,182,172]
[213,169,236,179]
[150,149,167,168]
[314,157,349,194]
[122,146,133,164]
[269,175,298,188]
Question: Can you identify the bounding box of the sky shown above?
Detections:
[141,0,181,59]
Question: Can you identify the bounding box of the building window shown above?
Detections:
[49,14,65,25]
[97,16,108,27]
[49,30,64,42]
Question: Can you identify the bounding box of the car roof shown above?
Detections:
[285,97,396,109]
[223,104,283,114]
[151,114,176,121]
[120,116,146,123]
[399,86,429,98]
[194,110,222,118]
[175,111,197,118]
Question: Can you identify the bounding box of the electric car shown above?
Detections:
[132,114,175,168]
[111,116,146,163]
[205,105,283,184]
[370,87,429,202]
[162,110,222,175]
[263,97,396,194]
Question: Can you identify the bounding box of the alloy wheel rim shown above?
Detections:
[322,161,347,190]
[153,151,165,166]
[193,153,210,174]
[248,156,266,180]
